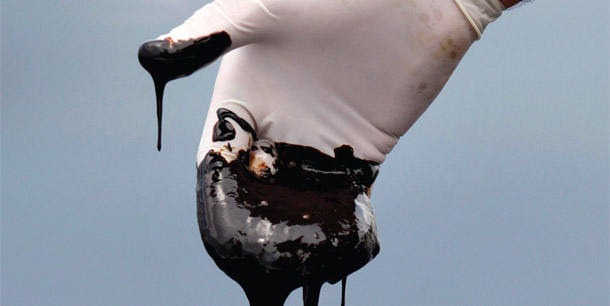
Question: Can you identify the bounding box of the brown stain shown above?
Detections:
[447,38,455,47]
[248,154,270,177]
[439,42,447,52]
[436,37,462,61]
[417,81,428,92]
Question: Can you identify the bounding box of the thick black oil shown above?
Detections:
[213,108,258,142]
[138,32,232,150]
[197,143,380,305]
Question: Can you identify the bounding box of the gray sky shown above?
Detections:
[2,0,608,305]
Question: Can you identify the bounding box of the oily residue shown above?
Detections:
[197,143,380,305]
[138,32,232,150]
[213,108,257,142]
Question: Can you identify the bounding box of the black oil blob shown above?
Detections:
[212,108,257,142]
[212,120,236,142]
[197,143,380,305]
[138,32,232,151]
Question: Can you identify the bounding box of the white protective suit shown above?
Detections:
[156,0,505,166]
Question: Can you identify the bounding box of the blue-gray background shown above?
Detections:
[2,0,608,305]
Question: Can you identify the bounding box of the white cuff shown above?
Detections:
[454,0,504,40]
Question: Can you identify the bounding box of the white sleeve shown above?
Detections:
[195,0,483,165]
[158,0,281,49]
[454,0,504,40]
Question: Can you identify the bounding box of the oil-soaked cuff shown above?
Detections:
[198,101,259,166]
[202,108,255,162]
[454,0,504,40]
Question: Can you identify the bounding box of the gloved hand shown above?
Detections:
[138,1,507,304]
[139,0,504,166]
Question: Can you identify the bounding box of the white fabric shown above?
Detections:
[156,0,502,166]
[454,0,504,39]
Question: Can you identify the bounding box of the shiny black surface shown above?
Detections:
[213,108,258,142]
[197,144,380,305]
[137,32,232,150]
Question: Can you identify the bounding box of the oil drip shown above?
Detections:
[341,277,347,306]
[138,32,232,150]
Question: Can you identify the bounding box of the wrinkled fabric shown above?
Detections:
[155,0,503,165]
[454,0,504,39]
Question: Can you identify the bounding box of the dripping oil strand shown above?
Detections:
[137,32,232,151]
[341,277,347,306]
[153,78,166,151]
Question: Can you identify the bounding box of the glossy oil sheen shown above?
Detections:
[213,108,258,142]
[138,32,232,150]
[197,143,380,305]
